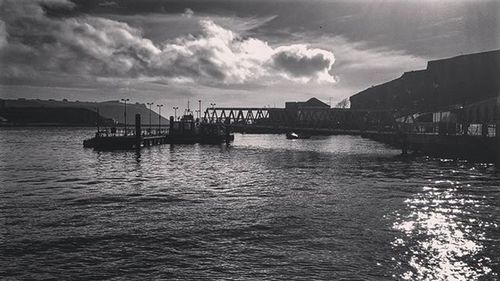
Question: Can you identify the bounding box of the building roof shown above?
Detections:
[298,97,330,108]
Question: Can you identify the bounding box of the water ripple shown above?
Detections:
[1,128,499,280]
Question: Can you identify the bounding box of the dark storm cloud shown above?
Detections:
[64,0,499,62]
[0,0,337,87]
[85,0,496,59]
[0,0,158,79]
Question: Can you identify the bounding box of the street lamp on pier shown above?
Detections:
[147,102,154,133]
[209,103,216,123]
[173,106,178,120]
[157,104,164,134]
[121,98,130,135]
[198,100,202,119]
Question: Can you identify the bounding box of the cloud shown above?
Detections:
[182,8,194,18]
[279,33,428,84]
[272,45,335,83]
[98,1,118,8]
[39,0,75,8]
[151,20,271,84]
[0,0,337,87]
[0,19,7,48]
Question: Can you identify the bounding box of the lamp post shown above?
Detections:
[121,98,130,135]
[209,103,216,123]
[157,104,163,134]
[198,100,202,119]
[147,102,154,134]
[173,106,178,120]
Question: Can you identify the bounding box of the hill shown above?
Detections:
[0,99,169,126]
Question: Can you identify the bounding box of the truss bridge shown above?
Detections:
[203,107,399,135]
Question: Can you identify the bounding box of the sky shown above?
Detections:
[0,0,499,114]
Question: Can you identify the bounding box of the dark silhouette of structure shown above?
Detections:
[83,113,233,150]
[204,98,396,133]
[349,50,500,112]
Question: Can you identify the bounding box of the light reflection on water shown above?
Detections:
[392,179,498,280]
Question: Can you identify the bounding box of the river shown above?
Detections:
[1,127,499,280]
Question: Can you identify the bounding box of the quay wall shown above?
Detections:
[361,131,500,162]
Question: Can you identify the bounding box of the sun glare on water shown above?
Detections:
[392,180,496,280]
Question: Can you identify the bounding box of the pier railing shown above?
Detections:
[95,126,169,138]
[400,122,497,138]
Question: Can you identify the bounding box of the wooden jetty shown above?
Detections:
[83,113,234,150]
[83,114,168,150]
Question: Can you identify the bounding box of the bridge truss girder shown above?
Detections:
[204,108,271,125]
[204,107,398,131]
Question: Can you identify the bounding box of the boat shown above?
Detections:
[166,114,234,144]
[286,132,311,139]
[166,114,198,144]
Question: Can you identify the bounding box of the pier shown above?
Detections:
[82,96,500,162]
[83,113,233,150]
[202,96,500,162]
[83,114,168,150]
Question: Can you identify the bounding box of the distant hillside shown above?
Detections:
[0,99,169,126]
[0,107,114,126]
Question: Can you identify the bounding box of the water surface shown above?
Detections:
[1,128,499,280]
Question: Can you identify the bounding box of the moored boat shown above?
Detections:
[167,114,234,144]
[286,132,311,139]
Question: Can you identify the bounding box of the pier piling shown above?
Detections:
[135,114,141,148]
